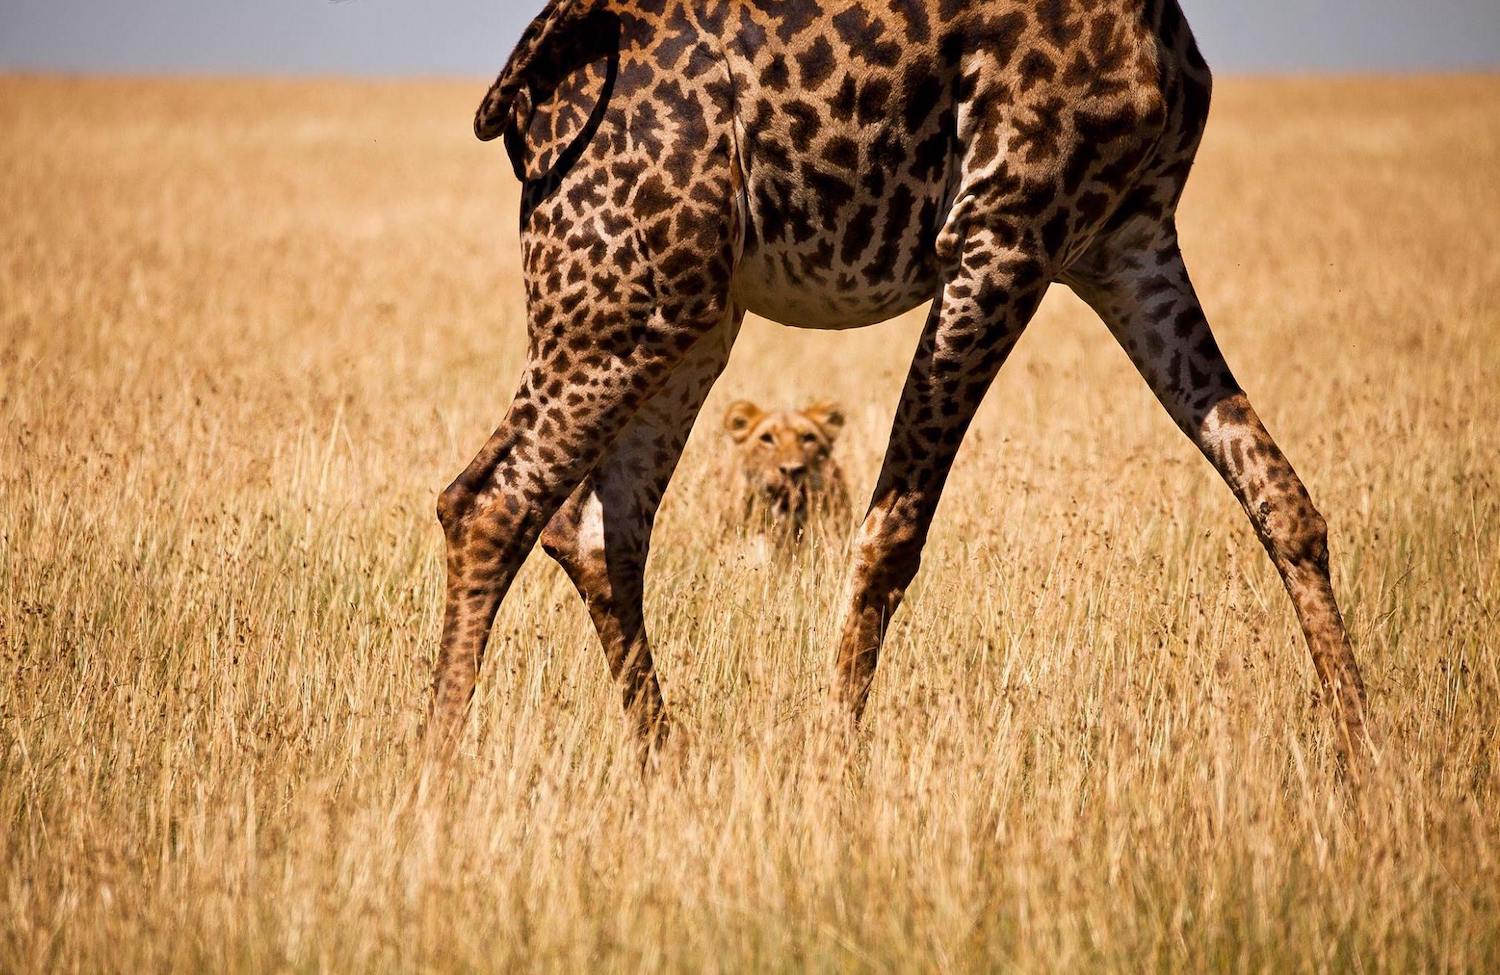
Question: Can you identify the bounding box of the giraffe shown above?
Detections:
[430,0,1371,761]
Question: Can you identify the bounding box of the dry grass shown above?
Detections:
[2,74,1498,972]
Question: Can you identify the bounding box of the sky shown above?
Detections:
[1,0,1498,76]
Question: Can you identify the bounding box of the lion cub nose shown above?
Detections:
[779,460,808,481]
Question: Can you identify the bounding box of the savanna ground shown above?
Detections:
[2,74,1498,972]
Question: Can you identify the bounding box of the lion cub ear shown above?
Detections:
[803,400,846,443]
[724,400,764,443]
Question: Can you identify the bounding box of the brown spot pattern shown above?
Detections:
[428,0,1371,768]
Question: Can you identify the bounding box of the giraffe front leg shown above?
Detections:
[1069,226,1372,766]
[834,262,1049,720]
[1200,395,1370,748]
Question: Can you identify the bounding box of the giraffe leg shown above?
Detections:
[427,300,735,759]
[1068,225,1371,761]
[539,311,742,750]
[833,260,1050,719]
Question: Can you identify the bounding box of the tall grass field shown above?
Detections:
[2,75,1498,970]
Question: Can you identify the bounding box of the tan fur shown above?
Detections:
[723,400,851,543]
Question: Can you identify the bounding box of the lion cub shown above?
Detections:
[723,400,852,543]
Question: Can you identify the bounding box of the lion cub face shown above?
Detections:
[724,400,850,536]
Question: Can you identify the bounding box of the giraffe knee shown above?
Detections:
[1254,494,1329,569]
[853,497,929,601]
[540,510,580,570]
[542,490,608,582]
[436,482,474,544]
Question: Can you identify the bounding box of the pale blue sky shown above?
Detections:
[1,0,1497,75]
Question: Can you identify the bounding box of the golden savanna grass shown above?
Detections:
[2,74,1498,971]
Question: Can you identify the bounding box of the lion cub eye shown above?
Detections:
[759,431,776,445]
[800,433,820,445]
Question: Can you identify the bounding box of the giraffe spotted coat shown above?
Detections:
[431,0,1371,761]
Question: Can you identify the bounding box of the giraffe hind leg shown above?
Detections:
[539,312,741,754]
[427,298,736,760]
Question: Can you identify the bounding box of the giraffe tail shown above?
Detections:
[474,0,599,143]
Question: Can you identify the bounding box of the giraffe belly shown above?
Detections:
[730,250,938,330]
[727,150,949,330]
[722,52,951,329]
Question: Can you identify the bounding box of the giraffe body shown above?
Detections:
[433,0,1370,763]
[721,3,1172,332]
